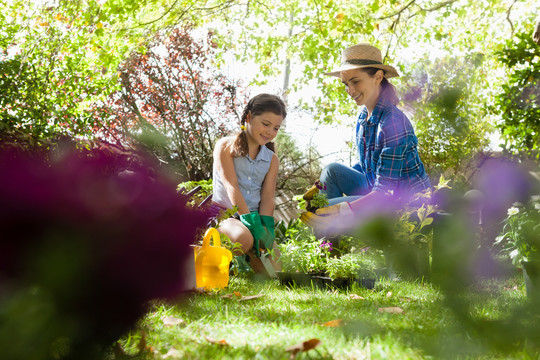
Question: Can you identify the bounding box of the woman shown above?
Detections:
[301,43,430,233]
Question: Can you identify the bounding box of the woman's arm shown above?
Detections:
[258,153,279,217]
[213,137,250,215]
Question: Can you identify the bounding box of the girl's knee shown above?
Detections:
[217,219,253,255]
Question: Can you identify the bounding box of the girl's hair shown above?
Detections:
[232,94,287,157]
[361,67,399,106]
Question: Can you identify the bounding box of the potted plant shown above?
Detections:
[495,196,540,298]
[276,223,328,286]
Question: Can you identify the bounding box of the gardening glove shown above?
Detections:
[302,180,326,200]
[300,202,354,234]
[315,202,353,217]
[239,211,266,257]
[302,184,319,201]
[260,215,275,251]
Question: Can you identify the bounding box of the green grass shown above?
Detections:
[116,273,540,360]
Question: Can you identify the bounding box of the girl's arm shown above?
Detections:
[258,153,280,217]
[213,137,250,215]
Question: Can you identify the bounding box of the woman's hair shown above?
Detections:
[232,93,287,157]
[361,67,399,106]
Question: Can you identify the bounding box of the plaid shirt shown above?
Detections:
[353,96,431,194]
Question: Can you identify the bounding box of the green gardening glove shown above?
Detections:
[239,211,266,257]
[260,215,275,251]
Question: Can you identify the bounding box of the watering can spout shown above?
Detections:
[193,228,233,290]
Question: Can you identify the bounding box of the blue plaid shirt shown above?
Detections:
[353,96,431,194]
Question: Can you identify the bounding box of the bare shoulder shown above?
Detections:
[271,152,280,167]
[215,136,235,152]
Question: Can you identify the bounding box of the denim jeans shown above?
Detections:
[320,162,371,206]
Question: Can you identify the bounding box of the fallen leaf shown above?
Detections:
[221,293,234,299]
[162,316,185,327]
[163,347,182,358]
[234,291,242,298]
[285,338,321,358]
[349,294,365,300]
[238,294,265,301]
[321,319,343,327]
[378,307,404,314]
[386,291,392,298]
[205,336,228,346]
[137,331,155,354]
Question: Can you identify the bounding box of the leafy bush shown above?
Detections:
[494,32,540,159]
[495,196,540,266]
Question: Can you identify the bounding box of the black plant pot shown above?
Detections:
[356,278,376,289]
[311,276,352,289]
[276,271,313,287]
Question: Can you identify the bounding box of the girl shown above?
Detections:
[211,93,286,272]
[301,43,430,232]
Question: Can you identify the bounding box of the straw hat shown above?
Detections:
[324,43,399,78]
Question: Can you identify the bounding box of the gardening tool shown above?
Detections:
[193,228,233,290]
[259,251,277,279]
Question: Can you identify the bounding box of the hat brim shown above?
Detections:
[324,63,399,78]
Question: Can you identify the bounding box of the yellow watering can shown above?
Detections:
[193,228,233,290]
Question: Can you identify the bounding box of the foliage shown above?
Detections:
[0,0,240,146]
[92,27,245,181]
[177,179,213,208]
[325,253,361,280]
[325,251,380,280]
[213,0,535,127]
[495,196,540,267]
[401,53,493,181]
[277,223,328,273]
[275,130,323,193]
[494,32,540,159]
[294,180,328,212]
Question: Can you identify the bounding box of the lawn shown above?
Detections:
[117,271,536,360]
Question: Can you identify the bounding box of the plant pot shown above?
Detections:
[356,278,376,289]
[522,260,540,299]
[276,271,313,287]
[311,276,351,289]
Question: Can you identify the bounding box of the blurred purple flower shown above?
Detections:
[0,145,210,357]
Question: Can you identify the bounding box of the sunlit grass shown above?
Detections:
[117,271,540,360]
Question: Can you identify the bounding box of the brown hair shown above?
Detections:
[361,67,399,106]
[232,94,287,157]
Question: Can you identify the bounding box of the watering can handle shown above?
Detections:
[203,228,221,248]
[195,228,221,288]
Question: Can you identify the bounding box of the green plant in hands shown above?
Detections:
[495,196,540,267]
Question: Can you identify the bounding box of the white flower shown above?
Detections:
[507,207,519,216]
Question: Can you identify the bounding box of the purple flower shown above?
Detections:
[319,240,333,252]
[0,145,210,357]
[315,180,327,191]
